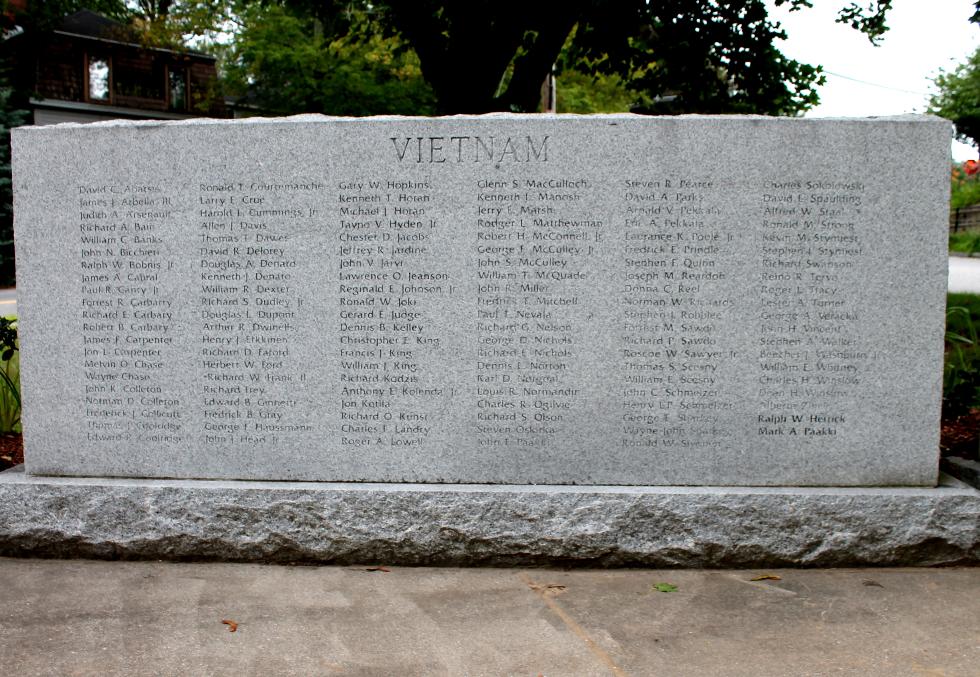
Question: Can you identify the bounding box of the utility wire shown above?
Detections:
[822,70,931,96]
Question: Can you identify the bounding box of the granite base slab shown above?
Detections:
[1,467,977,567]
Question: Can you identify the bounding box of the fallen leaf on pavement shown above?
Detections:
[363,566,391,572]
[652,583,678,593]
[862,579,884,588]
[221,620,238,632]
[750,574,782,581]
[529,583,566,594]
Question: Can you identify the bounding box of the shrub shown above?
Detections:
[949,230,980,255]
[950,162,980,209]
[945,294,980,418]
[0,316,19,433]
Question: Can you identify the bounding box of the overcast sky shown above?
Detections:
[767,0,980,160]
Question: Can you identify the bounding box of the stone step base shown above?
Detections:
[1,467,977,567]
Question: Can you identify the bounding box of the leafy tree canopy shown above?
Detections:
[5,1,130,34]
[124,1,237,49]
[1,1,920,118]
[341,0,899,115]
[929,1,980,148]
[220,2,436,115]
[5,0,241,48]
[0,77,26,287]
[912,0,980,146]
[931,49,980,148]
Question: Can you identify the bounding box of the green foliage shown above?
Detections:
[127,1,238,50]
[555,70,634,114]
[930,48,980,148]
[834,0,893,44]
[221,3,435,116]
[950,163,980,209]
[949,231,980,255]
[0,72,27,288]
[368,0,892,114]
[570,0,823,116]
[949,161,980,214]
[8,1,904,117]
[15,0,131,30]
[13,1,897,117]
[0,316,19,433]
[945,294,980,418]
[9,1,232,51]
[552,32,634,114]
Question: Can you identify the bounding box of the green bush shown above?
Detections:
[950,163,980,209]
[949,230,980,255]
[0,316,18,433]
[0,83,28,287]
[945,293,980,418]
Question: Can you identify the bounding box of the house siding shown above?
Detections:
[30,30,225,117]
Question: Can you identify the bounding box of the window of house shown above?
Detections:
[87,57,110,102]
[115,59,165,101]
[168,68,187,111]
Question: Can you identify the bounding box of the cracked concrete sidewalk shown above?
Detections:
[0,558,977,676]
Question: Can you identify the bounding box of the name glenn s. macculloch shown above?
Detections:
[390,135,550,163]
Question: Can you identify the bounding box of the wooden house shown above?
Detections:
[9,9,226,124]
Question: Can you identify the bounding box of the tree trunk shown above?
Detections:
[384,1,581,114]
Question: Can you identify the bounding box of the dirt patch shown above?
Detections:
[0,433,22,471]
[941,408,980,461]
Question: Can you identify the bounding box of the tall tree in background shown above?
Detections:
[9,0,898,118]
[11,0,131,30]
[926,1,980,148]
[221,2,435,115]
[931,50,980,148]
[127,0,235,48]
[568,0,822,115]
[0,75,26,288]
[929,50,980,146]
[364,0,895,115]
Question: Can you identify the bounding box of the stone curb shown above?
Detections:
[2,467,977,567]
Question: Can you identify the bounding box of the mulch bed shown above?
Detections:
[941,408,980,461]
[0,433,23,471]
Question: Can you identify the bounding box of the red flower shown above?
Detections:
[964,159,979,176]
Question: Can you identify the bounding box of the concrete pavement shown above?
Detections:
[0,558,976,676]
[949,255,980,294]
[0,287,14,316]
